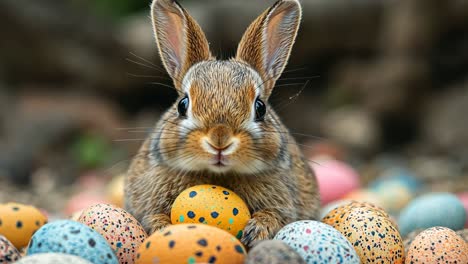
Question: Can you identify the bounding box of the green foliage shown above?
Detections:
[72,133,111,169]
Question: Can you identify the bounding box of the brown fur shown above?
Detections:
[125,0,319,247]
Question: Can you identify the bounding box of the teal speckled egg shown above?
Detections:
[398,193,466,236]
[274,220,359,264]
[27,220,118,264]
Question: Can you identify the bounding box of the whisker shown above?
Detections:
[129,52,161,69]
[126,58,162,71]
[126,73,171,80]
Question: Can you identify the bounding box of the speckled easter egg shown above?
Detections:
[274,220,359,264]
[398,193,466,236]
[27,220,118,264]
[0,235,21,263]
[135,224,245,264]
[246,240,306,264]
[15,253,93,264]
[458,192,468,227]
[310,159,360,204]
[0,203,48,249]
[406,227,468,263]
[78,204,148,264]
[323,202,404,263]
[171,185,251,239]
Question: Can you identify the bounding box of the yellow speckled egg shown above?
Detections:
[78,203,148,264]
[136,224,245,264]
[406,227,468,263]
[0,203,48,249]
[323,201,404,263]
[171,185,251,239]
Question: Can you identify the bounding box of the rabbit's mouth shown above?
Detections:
[210,154,229,168]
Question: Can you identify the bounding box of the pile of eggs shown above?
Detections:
[1,153,468,264]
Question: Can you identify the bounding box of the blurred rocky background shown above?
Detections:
[0,0,467,216]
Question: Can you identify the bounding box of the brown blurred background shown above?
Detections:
[0,0,467,213]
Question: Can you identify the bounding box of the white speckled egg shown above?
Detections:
[274,220,359,264]
[398,192,466,236]
[322,202,404,263]
[0,235,21,263]
[15,253,93,264]
[406,227,468,263]
[78,204,148,264]
[27,220,118,264]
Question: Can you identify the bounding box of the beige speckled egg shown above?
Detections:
[77,203,148,264]
[322,201,405,263]
[0,203,48,249]
[136,224,246,264]
[0,235,21,263]
[406,227,468,263]
[171,185,251,239]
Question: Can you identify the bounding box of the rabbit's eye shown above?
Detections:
[255,98,266,121]
[178,96,189,117]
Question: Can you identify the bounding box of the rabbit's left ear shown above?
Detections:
[236,0,301,95]
[151,0,212,90]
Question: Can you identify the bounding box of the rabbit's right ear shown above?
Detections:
[151,0,212,89]
[236,0,301,96]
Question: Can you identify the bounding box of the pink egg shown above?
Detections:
[310,159,360,204]
[64,192,109,216]
[457,192,468,227]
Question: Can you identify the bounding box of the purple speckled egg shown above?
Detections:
[274,220,359,264]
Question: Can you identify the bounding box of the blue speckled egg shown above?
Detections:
[27,220,118,264]
[16,253,93,264]
[370,167,422,193]
[274,220,359,264]
[369,168,422,213]
[399,193,466,236]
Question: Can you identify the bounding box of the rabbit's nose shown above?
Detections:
[207,124,233,149]
[202,125,238,155]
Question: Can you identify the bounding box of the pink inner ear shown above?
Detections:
[266,12,285,60]
[166,12,186,70]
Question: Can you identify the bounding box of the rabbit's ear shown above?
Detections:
[236,0,301,94]
[151,0,211,88]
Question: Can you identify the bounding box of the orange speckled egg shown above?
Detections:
[406,227,468,263]
[78,203,148,264]
[171,185,251,239]
[323,201,404,263]
[0,203,48,249]
[136,224,246,264]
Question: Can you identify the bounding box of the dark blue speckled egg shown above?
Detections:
[27,220,118,264]
[274,220,359,264]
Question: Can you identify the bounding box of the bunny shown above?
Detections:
[125,0,320,247]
